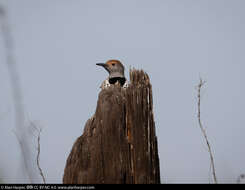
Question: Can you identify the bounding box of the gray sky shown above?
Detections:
[0,0,245,183]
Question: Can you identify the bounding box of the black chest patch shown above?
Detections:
[109,77,126,86]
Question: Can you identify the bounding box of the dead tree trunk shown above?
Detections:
[63,69,160,184]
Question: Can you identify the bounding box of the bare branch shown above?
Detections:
[36,127,46,184]
[197,78,218,184]
[1,5,41,183]
[29,121,46,183]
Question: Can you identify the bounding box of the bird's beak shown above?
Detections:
[96,63,110,73]
[96,63,106,67]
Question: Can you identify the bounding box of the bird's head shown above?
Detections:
[96,60,125,79]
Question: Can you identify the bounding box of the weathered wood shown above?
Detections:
[63,69,160,184]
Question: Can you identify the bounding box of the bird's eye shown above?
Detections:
[112,63,115,66]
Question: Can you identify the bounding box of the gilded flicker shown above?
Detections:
[96,60,129,89]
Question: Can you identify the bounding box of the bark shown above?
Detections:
[63,69,160,184]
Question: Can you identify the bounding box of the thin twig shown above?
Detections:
[35,127,46,184]
[197,78,217,184]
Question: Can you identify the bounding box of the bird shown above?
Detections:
[96,60,129,89]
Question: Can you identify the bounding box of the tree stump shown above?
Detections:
[63,69,160,184]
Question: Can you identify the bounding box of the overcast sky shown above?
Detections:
[0,0,245,183]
